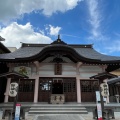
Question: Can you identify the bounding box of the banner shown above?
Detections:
[15,104,21,120]
[97,103,103,120]
[96,91,103,120]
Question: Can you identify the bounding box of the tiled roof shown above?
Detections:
[74,47,120,61]
[0,43,120,63]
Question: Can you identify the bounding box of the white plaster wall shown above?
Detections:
[38,63,76,76]
[80,73,99,78]
[79,65,102,79]
[31,64,36,76]
[80,66,102,72]
[12,62,103,79]
[39,64,54,75]
[38,57,75,76]
[62,64,76,75]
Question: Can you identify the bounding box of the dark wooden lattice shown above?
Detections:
[81,80,99,102]
[9,79,35,102]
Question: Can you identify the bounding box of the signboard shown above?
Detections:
[15,104,21,120]
[97,103,103,120]
[100,83,109,97]
[14,66,31,75]
[9,83,18,97]
[96,91,106,102]
[96,91,103,120]
[96,91,100,102]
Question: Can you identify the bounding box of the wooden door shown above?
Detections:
[63,78,77,102]
[81,80,99,102]
[38,78,52,102]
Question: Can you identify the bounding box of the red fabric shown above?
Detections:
[16,104,21,106]
[98,118,103,120]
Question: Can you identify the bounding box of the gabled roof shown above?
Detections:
[0,38,120,65]
[107,77,120,84]
[90,72,118,80]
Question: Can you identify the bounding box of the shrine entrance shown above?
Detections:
[38,77,77,102]
[52,79,63,94]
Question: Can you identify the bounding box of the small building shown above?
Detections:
[0,37,11,103]
[0,36,120,103]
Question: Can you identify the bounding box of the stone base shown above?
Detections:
[50,94,65,104]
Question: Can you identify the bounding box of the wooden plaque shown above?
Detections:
[54,64,62,75]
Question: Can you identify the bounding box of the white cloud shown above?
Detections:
[86,0,102,40]
[0,0,82,23]
[0,22,52,48]
[49,25,61,36]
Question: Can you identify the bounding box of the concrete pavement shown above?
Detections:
[0,112,120,120]
[26,112,120,120]
[24,112,120,120]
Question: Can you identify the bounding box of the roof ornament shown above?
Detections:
[51,34,67,45]
[0,36,5,41]
[57,34,61,42]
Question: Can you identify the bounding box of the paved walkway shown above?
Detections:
[0,112,120,120]
[81,112,120,120]
[25,112,120,120]
[21,112,120,120]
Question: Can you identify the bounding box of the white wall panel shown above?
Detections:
[39,64,54,75]
[79,66,102,73]
[80,73,99,78]
[62,64,76,75]
[38,64,76,76]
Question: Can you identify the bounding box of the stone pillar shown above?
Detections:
[76,62,82,103]
[4,78,11,102]
[34,77,39,103]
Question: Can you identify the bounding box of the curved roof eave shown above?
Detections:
[0,44,120,64]
[11,45,102,63]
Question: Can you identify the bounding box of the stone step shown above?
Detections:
[29,106,87,108]
[30,105,85,108]
[29,110,88,114]
[28,105,88,114]
[29,108,86,111]
[30,107,86,109]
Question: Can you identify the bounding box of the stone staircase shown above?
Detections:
[28,104,88,114]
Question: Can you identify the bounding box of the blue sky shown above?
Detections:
[0,0,120,56]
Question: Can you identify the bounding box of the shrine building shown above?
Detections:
[0,36,120,103]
